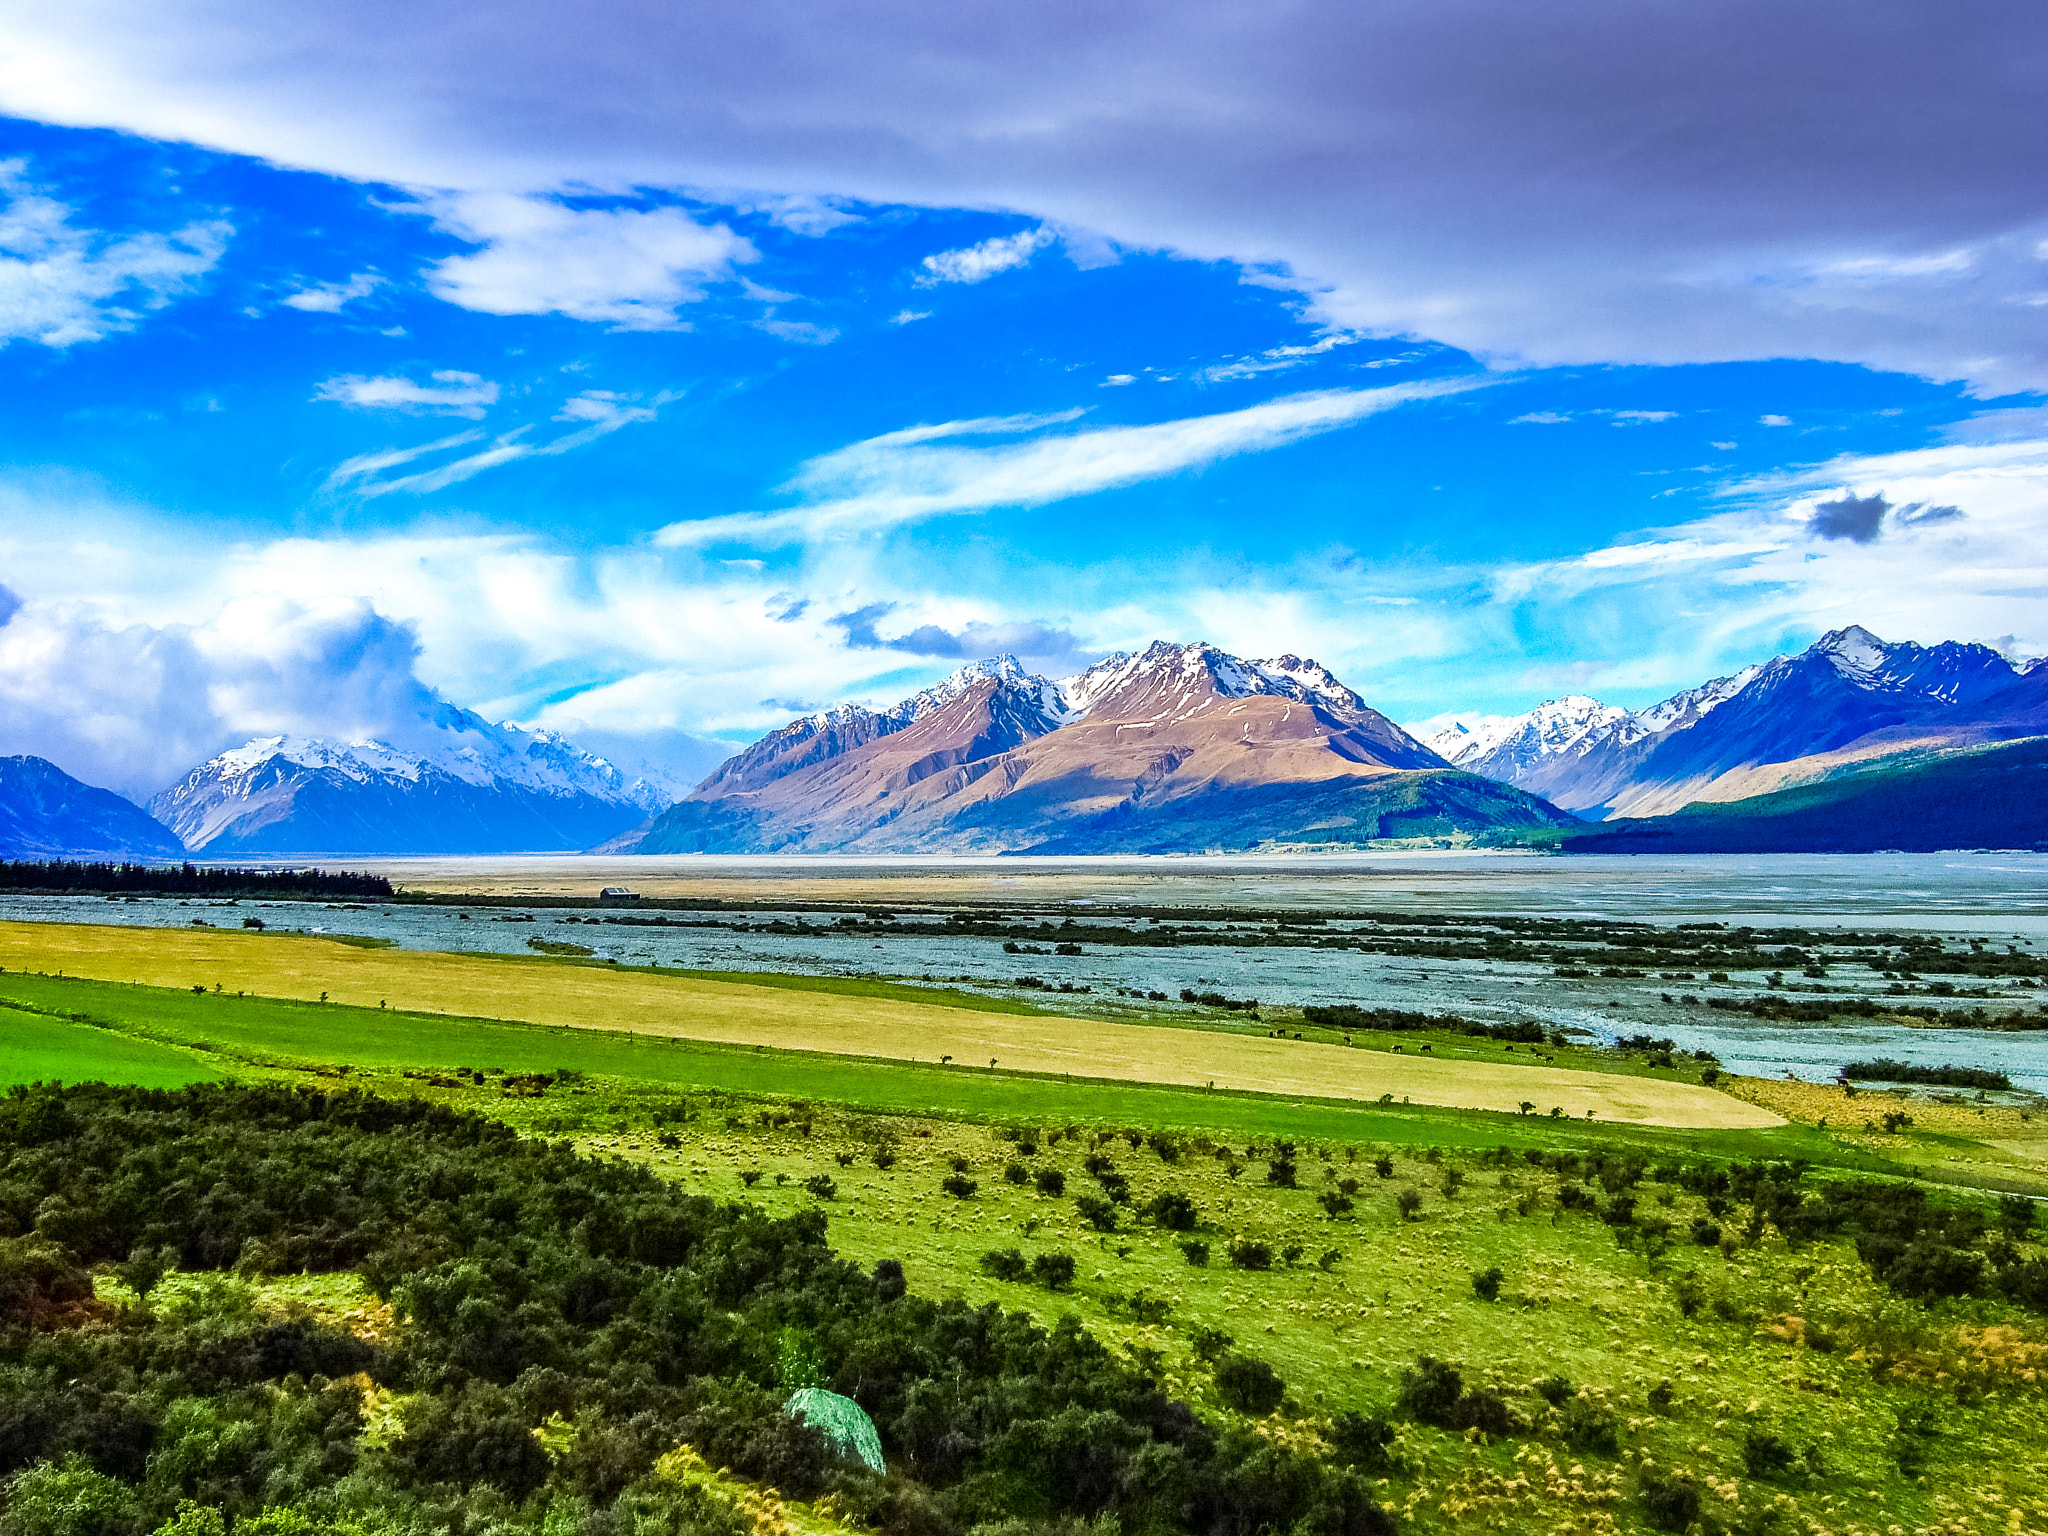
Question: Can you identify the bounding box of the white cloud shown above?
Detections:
[890,308,931,325]
[320,389,666,497]
[1610,409,1677,425]
[1760,414,1793,426]
[1511,411,1569,425]
[0,160,227,347]
[0,587,440,798]
[916,226,1054,286]
[422,192,756,328]
[314,369,499,418]
[655,378,1480,547]
[281,271,381,311]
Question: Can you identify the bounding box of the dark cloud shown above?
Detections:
[1895,501,1965,527]
[828,603,1081,664]
[9,1,2048,388]
[1810,491,1890,543]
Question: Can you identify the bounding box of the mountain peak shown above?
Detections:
[1811,624,1891,678]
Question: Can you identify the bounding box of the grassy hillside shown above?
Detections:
[1562,735,2048,853]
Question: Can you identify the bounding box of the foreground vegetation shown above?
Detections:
[1,925,2045,1535]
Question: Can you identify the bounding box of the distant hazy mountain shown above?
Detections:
[153,704,667,855]
[1561,735,2048,854]
[0,756,185,859]
[632,641,1576,854]
[1432,626,2048,819]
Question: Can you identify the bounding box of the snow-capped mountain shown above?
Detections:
[1442,625,2048,820]
[632,640,1566,854]
[153,705,667,854]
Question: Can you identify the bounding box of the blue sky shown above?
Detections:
[1,1,2045,798]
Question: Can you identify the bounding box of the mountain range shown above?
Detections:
[3,624,2044,860]
[148,704,670,855]
[1425,625,2048,824]
[626,642,1572,854]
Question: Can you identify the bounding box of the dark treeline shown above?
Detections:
[1839,1060,2014,1091]
[1303,1003,1546,1044]
[0,861,394,900]
[0,1084,1393,1536]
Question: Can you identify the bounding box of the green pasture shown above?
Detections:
[0,970,1879,1170]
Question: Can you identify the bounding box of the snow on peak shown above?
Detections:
[1423,696,1630,768]
[1812,624,1891,679]
[1056,641,1372,718]
[1632,666,1761,734]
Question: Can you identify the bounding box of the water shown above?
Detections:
[9,851,2048,1092]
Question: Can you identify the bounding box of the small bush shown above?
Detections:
[1214,1353,1287,1415]
[1074,1194,1119,1231]
[1690,1217,1722,1247]
[941,1174,978,1199]
[1029,1251,1076,1290]
[1533,1376,1574,1407]
[1741,1428,1796,1479]
[1638,1470,1701,1532]
[1033,1166,1067,1197]
[1147,1190,1200,1230]
[1002,1161,1029,1185]
[1396,1189,1423,1221]
[1672,1270,1707,1318]
[1179,1239,1211,1267]
[1327,1411,1397,1471]
[1561,1397,1618,1455]
[1319,1191,1356,1218]
[1471,1266,1503,1302]
[802,1174,837,1200]
[1397,1356,1465,1426]
[1373,1154,1395,1178]
[978,1247,1029,1281]
[1188,1325,1234,1361]
[871,1147,897,1170]
[1228,1239,1274,1271]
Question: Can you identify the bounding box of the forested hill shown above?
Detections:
[0,1083,1394,1536]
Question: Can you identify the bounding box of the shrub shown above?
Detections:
[1033,1167,1067,1197]
[1188,1325,1234,1361]
[941,1174,978,1199]
[1672,1270,1707,1318]
[1741,1428,1796,1479]
[1638,1470,1702,1532]
[1690,1217,1722,1247]
[802,1174,837,1200]
[1228,1239,1273,1271]
[1439,1167,1464,1197]
[979,1247,1029,1282]
[1214,1354,1287,1415]
[1533,1376,1574,1407]
[1561,1397,1618,1455]
[1029,1251,1076,1290]
[1326,1411,1396,1471]
[1179,1239,1211,1267]
[1397,1357,1465,1426]
[0,1453,142,1536]
[1003,1162,1029,1185]
[871,1147,897,1170]
[1471,1267,1503,1302]
[1266,1155,1298,1189]
[1373,1154,1395,1178]
[1319,1191,1355,1218]
[1075,1194,1119,1231]
[1147,1190,1199,1230]
[1396,1189,1423,1221]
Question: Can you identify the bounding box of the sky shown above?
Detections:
[0,0,2045,799]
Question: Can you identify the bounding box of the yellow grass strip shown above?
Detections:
[0,921,1779,1129]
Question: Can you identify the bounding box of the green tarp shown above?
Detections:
[783,1387,885,1473]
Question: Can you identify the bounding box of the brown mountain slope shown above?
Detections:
[634,642,1577,853]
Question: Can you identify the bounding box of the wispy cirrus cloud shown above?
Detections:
[654,378,1480,548]
[323,390,669,497]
